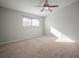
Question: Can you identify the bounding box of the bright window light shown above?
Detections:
[22,17,40,27]
[50,26,75,43]
[22,17,31,27]
[32,19,40,27]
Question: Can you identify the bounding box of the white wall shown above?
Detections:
[0,7,44,43]
[45,0,79,41]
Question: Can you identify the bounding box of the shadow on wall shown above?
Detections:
[50,26,75,43]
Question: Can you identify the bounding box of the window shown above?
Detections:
[22,17,40,27]
[32,19,40,27]
[22,17,31,27]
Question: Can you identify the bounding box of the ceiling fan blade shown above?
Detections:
[35,6,43,7]
[45,0,48,4]
[49,5,59,7]
[41,9,45,12]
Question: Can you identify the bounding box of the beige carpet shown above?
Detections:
[0,36,79,58]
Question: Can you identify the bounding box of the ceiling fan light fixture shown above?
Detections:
[35,0,59,12]
[45,7,48,10]
[44,7,49,11]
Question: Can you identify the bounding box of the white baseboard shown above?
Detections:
[0,36,42,45]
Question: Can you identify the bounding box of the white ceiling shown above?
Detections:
[0,0,78,16]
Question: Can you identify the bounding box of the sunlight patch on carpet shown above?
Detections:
[50,26,75,43]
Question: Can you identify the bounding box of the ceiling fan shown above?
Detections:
[36,0,59,12]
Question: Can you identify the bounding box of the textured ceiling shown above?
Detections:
[0,0,78,16]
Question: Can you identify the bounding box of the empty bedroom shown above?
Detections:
[0,0,79,58]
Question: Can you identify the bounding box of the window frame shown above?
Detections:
[22,16,40,27]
